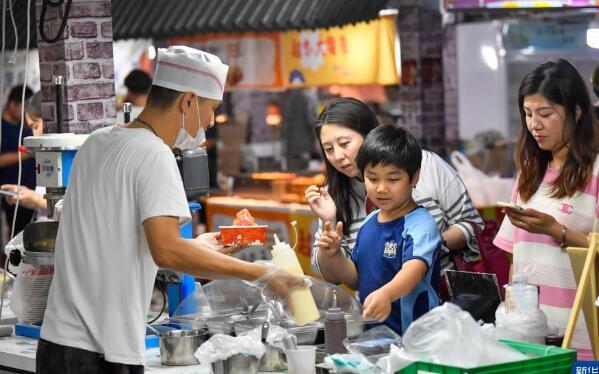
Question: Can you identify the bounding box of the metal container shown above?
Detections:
[22,221,59,266]
[159,329,208,366]
[211,354,259,374]
[288,323,320,345]
[206,314,249,336]
[233,318,320,345]
[259,343,287,372]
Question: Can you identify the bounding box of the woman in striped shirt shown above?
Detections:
[306,97,484,290]
[494,59,597,359]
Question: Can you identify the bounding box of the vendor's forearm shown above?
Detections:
[380,259,427,302]
[156,238,267,281]
[442,225,466,251]
[316,249,358,289]
[145,217,268,280]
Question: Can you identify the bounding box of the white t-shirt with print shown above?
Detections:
[40,126,191,365]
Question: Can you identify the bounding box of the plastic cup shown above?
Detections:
[285,345,316,374]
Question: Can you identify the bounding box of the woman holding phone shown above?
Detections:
[494,59,598,359]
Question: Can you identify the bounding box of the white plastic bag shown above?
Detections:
[194,334,265,364]
[376,344,417,373]
[402,303,527,368]
[344,325,401,357]
[450,151,513,206]
[239,324,288,350]
[494,302,548,344]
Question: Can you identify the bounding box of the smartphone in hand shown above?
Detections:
[497,201,524,213]
[0,189,17,198]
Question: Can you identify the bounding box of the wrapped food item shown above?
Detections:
[233,209,257,226]
[220,209,267,247]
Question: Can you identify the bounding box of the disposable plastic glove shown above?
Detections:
[252,266,309,307]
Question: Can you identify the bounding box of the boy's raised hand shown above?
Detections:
[363,288,392,322]
[318,221,343,257]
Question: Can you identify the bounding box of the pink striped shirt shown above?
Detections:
[494,157,599,360]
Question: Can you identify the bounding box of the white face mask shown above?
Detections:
[174,98,206,150]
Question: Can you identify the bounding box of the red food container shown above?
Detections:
[219,225,268,247]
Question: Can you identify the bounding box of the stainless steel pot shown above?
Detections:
[211,354,259,374]
[159,329,208,366]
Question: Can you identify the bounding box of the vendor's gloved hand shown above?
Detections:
[253,266,309,307]
[193,232,244,255]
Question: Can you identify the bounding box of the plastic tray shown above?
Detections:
[399,339,576,374]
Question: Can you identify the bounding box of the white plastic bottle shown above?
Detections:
[270,234,320,325]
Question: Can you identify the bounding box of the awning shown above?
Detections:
[1,0,390,50]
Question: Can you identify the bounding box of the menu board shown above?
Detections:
[447,0,599,10]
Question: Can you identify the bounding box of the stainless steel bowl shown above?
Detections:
[159,329,208,366]
[211,354,259,374]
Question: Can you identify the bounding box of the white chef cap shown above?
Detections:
[152,46,229,101]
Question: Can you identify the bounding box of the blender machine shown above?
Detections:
[12,133,89,339]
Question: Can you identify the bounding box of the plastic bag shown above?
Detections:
[450,151,513,206]
[173,279,263,319]
[194,334,265,364]
[324,353,378,373]
[309,276,362,316]
[494,302,548,344]
[375,344,416,373]
[238,323,289,350]
[4,231,23,274]
[402,303,527,368]
[10,263,53,323]
[344,325,401,357]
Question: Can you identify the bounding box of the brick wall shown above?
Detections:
[396,8,447,156]
[36,0,115,134]
[443,25,460,146]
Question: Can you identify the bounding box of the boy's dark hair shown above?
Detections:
[7,85,33,104]
[146,85,183,109]
[124,69,152,95]
[356,124,422,179]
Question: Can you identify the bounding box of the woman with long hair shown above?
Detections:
[306,97,484,294]
[494,59,597,359]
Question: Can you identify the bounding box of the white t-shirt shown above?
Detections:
[40,126,191,365]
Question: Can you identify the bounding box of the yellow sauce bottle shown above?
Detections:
[271,234,320,325]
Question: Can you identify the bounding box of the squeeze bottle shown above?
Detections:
[270,234,320,325]
[324,290,347,354]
